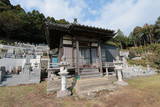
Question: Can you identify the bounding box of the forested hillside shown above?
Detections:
[110,17,160,49]
[0,0,160,47]
[0,0,69,44]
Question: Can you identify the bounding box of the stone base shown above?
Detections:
[57,90,71,98]
[114,81,128,86]
[104,75,109,79]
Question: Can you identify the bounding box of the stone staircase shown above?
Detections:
[80,68,102,78]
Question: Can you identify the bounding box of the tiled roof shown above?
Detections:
[46,22,115,36]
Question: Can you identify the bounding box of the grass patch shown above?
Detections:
[0,82,47,107]
[128,74,160,102]
[128,74,160,89]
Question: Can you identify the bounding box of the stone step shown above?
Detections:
[80,74,102,79]
[80,68,102,78]
[80,68,99,72]
[80,71,100,75]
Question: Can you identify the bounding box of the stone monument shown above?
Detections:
[57,57,71,97]
[0,66,6,82]
[114,56,128,86]
[21,55,31,79]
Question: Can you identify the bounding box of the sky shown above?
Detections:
[10,0,160,36]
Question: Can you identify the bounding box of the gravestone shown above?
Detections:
[21,56,31,79]
[0,70,3,82]
[0,66,6,82]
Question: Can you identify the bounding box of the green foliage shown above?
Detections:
[105,41,118,47]
[111,16,160,49]
[56,19,69,24]
[0,0,11,5]
[0,0,70,44]
[128,59,148,67]
[110,29,134,49]
[154,16,160,41]
[128,43,160,69]
[0,40,8,44]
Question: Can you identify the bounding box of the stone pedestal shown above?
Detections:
[114,69,128,86]
[57,89,71,98]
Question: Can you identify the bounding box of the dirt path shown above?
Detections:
[8,86,159,107]
[96,87,159,107]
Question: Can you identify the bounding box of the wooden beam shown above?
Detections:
[76,40,80,75]
[58,36,63,62]
[98,41,103,76]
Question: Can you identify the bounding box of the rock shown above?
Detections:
[131,57,142,60]
[114,81,128,86]
[57,90,71,98]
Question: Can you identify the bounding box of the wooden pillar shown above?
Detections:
[98,41,103,76]
[76,40,80,75]
[45,24,52,65]
[89,42,92,64]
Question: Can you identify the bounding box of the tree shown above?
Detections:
[0,0,11,5]
[112,29,131,49]
[56,19,69,24]
[132,26,143,46]
[154,16,160,42]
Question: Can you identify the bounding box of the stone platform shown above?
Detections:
[47,76,117,98]
[74,76,117,98]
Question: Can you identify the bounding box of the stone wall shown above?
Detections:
[123,65,157,79]
[120,53,157,79]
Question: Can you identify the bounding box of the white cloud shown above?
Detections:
[11,0,160,35]
[84,0,160,35]
[11,0,86,21]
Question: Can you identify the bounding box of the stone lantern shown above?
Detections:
[113,56,128,86]
[57,57,71,97]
